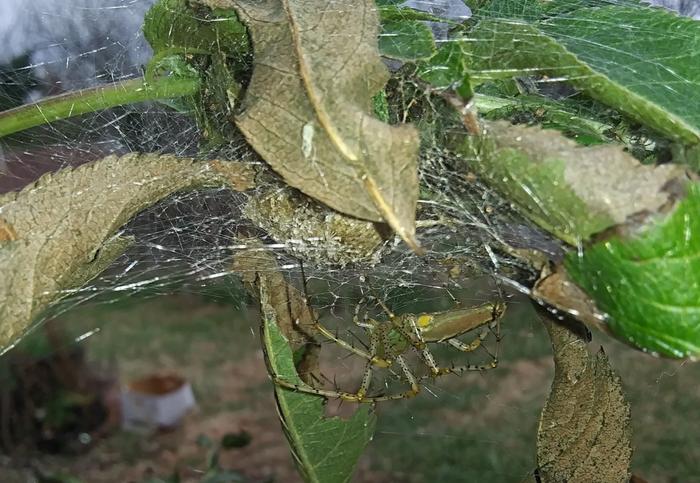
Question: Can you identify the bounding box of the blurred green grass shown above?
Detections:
[8,287,700,482]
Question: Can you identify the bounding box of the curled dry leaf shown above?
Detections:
[454,120,686,245]
[231,242,318,353]
[532,265,609,336]
[536,309,632,483]
[204,0,422,251]
[0,154,255,350]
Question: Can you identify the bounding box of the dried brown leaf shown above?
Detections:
[0,154,255,350]
[230,242,320,383]
[216,0,421,251]
[231,243,316,347]
[536,309,632,483]
[532,265,610,336]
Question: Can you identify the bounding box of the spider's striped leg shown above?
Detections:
[431,338,500,378]
[416,344,443,377]
[273,351,419,403]
[273,328,421,402]
[273,376,371,402]
[442,357,499,375]
[270,321,384,402]
[394,354,421,398]
[299,265,388,367]
[312,321,391,367]
[418,336,500,379]
[313,322,371,359]
[447,329,490,353]
[273,376,421,403]
[356,328,382,399]
[432,336,499,377]
[414,358,499,383]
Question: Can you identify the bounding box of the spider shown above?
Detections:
[272,292,506,403]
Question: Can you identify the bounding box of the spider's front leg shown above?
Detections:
[431,357,500,378]
[311,318,391,367]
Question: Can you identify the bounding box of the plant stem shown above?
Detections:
[0,76,200,138]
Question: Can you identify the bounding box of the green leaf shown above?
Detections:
[418,42,473,99]
[379,20,436,61]
[144,0,248,59]
[378,4,456,24]
[478,0,542,20]
[466,4,700,143]
[475,92,615,146]
[261,315,376,483]
[143,0,250,143]
[565,183,700,359]
[539,0,645,17]
[234,243,374,482]
[450,121,684,244]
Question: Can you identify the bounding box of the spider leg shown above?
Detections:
[312,321,391,367]
[429,340,500,377]
[447,329,490,353]
[417,318,502,379]
[372,296,397,320]
[416,344,442,377]
[272,376,421,403]
[272,376,372,402]
[441,357,499,376]
[356,327,383,399]
[274,350,418,403]
[272,329,421,403]
[271,325,391,403]
[395,354,421,397]
[273,321,422,403]
[411,356,499,383]
[298,263,387,366]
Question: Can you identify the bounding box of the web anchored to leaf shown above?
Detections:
[0,0,699,481]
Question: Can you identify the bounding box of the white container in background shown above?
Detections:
[121,374,195,431]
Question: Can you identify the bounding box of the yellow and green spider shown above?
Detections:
[273,294,506,403]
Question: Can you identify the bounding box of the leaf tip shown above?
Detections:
[362,174,423,255]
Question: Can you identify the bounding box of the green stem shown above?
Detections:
[0,76,200,138]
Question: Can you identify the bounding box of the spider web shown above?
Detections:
[0,1,698,482]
